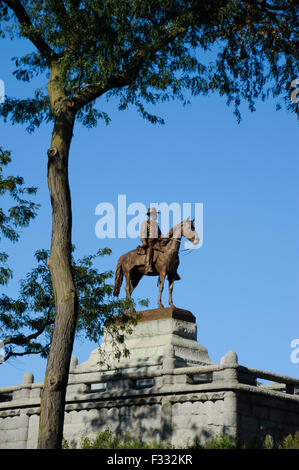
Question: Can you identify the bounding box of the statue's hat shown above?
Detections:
[146,207,160,216]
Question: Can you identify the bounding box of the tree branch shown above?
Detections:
[2,305,54,359]
[3,344,49,362]
[3,0,57,62]
[71,20,189,111]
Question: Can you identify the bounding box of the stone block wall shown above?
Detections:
[169,391,232,446]
[2,390,236,449]
[237,389,299,445]
[1,350,299,449]
[63,396,163,447]
[0,412,29,449]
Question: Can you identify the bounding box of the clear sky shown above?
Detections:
[0,36,298,387]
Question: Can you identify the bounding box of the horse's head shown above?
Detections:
[180,217,200,245]
[165,217,199,246]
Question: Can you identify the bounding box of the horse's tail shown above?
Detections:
[113,261,123,297]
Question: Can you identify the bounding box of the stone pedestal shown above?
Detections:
[77,307,214,373]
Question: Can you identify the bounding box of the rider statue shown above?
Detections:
[140,207,162,274]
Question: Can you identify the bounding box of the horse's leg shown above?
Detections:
[129,282,134,296]
[158,272,166,309]
[124,272,136,313]
[168,276,176,307]
[124,272,131,301]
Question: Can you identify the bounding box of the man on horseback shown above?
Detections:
[114,216,198,306]
[140,207,162,274]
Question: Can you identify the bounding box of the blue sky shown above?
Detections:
[0,36,298,387]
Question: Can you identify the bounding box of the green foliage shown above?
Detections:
[0,146,39,284]
[190,433,242,449]
[0,0,297,132]
[0,246,139,362]
[281,431,299,449]
[63,430,299,449]
[246,432,299,450]
[0,147,38,242]
[63,428,173,449]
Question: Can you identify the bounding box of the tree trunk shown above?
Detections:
[37,106,77,449]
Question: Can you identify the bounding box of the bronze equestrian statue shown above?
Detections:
[113,216,199,308]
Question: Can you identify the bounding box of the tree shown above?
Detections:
[0,247,137,362]
[0,0,297,449]
[0,146,39,284]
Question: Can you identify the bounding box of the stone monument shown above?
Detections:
[77,215,209,374]
[76,306,214,375]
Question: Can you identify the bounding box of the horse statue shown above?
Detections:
[113,217,199,308]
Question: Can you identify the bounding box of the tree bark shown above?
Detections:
[37,103,77,448]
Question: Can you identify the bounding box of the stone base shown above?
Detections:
[77,307,214,373]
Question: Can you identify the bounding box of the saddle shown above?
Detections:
[136,240,165,255]
[136,242,180,280]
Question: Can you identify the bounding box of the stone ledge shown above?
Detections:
[137,307,196,323]
[0,410,20,418]
[1,379,298,414]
